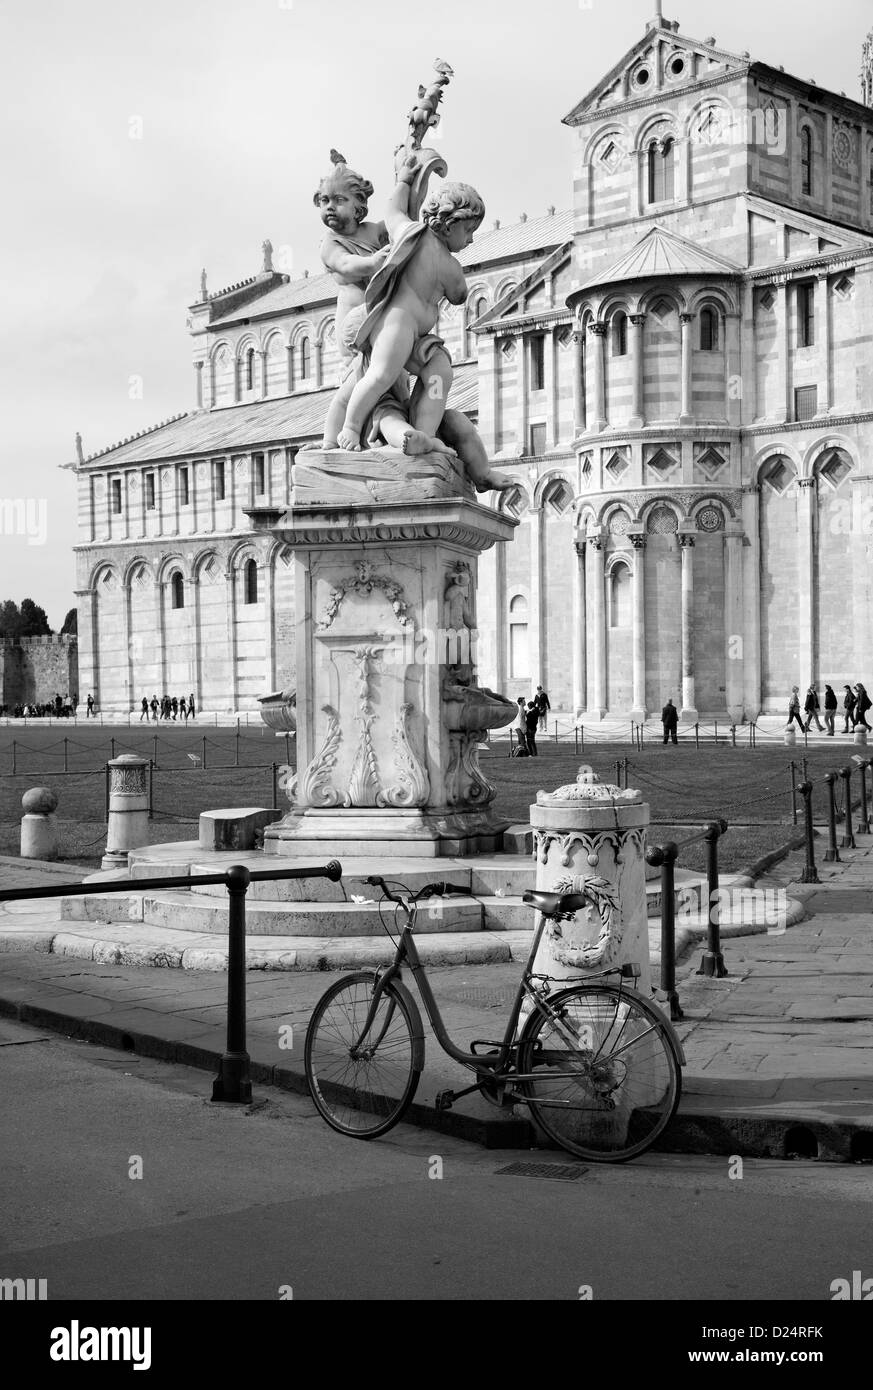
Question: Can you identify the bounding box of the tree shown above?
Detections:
[0,600,19,638]
[60,607,78,635]
[18,599,52,637]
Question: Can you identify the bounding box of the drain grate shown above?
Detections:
[495,1161,588,1181]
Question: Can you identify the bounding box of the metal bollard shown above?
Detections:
[799,781,819,883]
[790,760,798,824]
[856,758,871,835]
[697,820,728,978]
[823,773,841,863]
[646,842,682,1021]
[212,864,253,1104]
[694,723,699,749]
[839,765,856,849]
[731,725,737,749]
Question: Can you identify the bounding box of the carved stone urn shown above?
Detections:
[255,483,517,857]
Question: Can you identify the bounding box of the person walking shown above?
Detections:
[524,700,540,756]
[150,695,159,723]
[661,697,679,746]
[804,685,824,732]
[86,694,95,718]
[180,696,188,722]
[843,684,857,732]
[823,685,837,736]
[855,683,872,730]
[512,697,529,756]
[171,696,179,722]
[140,696,150,722]
[787,686,804,731]
[188,693,196,720]
[534,684,551,734]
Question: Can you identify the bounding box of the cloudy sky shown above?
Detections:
[1,0,870,627]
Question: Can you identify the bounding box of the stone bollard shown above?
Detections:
[21,787,59,861]
[529,765,651,994]
[784,726,797,748]
[854,728,868,748]
[102,755,149,871]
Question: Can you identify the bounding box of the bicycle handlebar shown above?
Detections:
[364,876,469,906]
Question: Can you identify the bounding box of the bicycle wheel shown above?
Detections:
[304,972,422,1139]
[518,985,681,1162]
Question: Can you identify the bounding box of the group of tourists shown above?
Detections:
[0,693,77,719]
[512,685,551,757]
[787,683,872,735]
[140,694,197,722]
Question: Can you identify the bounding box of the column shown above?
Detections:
[590,538,606,717]
[233,358,241,404]
[479,335,500,455]
[724,527,745,722]
[742,282,758,423]
[679,312,694,424]
[286,344,295,394]
[314,341,324,390]
[154,580,167,696]
[589,322,607,432]
[629,314,646,428]
[572,540,587,716]
[194,361,204,409]
[630,536,646,721]
[724,311,742,427]
[494,539,507,690]
[529,506,544,685]
[775,278,791,422]
[797,477,816,685]
[265,548,277,691]
[121,580,133,713]
[851,476,873,686]
[225,568,239,713]
[572,329,586,436]
[258,349,268,399]
[122,472,131,542]
[192,572,204,713]
[816,272,831,414]
[741,485,762,716]
[518,333,529,454]
[679,535,697,719]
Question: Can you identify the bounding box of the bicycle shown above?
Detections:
[304,875,685,1162]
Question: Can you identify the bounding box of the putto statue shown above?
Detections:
[302,62,512,498]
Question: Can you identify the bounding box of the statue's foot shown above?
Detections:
[402,429,457,458]
[337,428,363,452]
[301,439,335,452]
[473,468,517,493]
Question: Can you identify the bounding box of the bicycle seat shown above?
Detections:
[523,889,590,918]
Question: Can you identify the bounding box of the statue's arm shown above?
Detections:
[442,256,469,306]
[384,163,417,241]
[321,237,387,280]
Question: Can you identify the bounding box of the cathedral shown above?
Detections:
[72,12,873,721]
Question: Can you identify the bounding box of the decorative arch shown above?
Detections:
[757,453,799,495]
[155,553,190,585]
[193,550,222,584]
[581,121,633,167]
[88,561,119,592]
[801,434,855,480]
[638,286,686,316]
[638,496,682,530]
[316,315,336,346]
[635,112,680,154]
[684,96,736,145]
[686,286,738,317]
[534,469,574,510]
[601,503,633,534]
[493,277,520,305]
[289,320,315,347]
[690,498,730,530]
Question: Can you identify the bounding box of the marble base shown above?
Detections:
[263,806,509,858]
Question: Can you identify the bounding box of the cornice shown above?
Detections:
[567,66,752,128]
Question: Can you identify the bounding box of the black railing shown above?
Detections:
[646,820,728,1021]
[0,860,343,1104]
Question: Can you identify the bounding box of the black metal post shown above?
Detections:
[790,760,798,825]
[580,724,584,751]
[63,738,68,773]
[823,772,841,863]
[153,734,158,766]
[646,843,682,1021]
[694,723,699,750]
[271,762,278,810]
[731,725,736,749]
[623,757,629,789]
[110,736,116,759]
[202,735,207,769]
[839,765,856,849]
[104,763,110,820]
[799,781,819,883]
[856,758,871,835]
[148,760,154,820]
[212,864,253,1104]
[697,820,728,978]
[715,719,719,743]
[574,727,579,755]
[235,727,240,767]
[11,740,16,774]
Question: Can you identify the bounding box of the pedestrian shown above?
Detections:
[786,686,804,731]
[512,697,529,757]
[661,697,679,745]
[804,685,823,732]
[855,683,872,730]
[180,696,188,722]
[823,685,837,736]
[188,692,196,720]
[524,700,539,756]
[140,696,150,722]
[161,696,170,721]
[534,684,551,734]
[86,693,95,718]
[171,696,179,722]
[843,684,856,732]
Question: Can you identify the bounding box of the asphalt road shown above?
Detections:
[1,1016,871,1303]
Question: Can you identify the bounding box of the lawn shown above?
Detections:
[0,724,853,873]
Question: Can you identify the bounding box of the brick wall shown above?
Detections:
[0,636,78,706]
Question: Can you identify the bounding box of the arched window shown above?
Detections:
[244,558,258,605]
[245,347,255,391]
[801,127,813,196]
[700,307,719,351]
[647,137,675,204]
[612,311,628,357]
[609,565,631,628]
[300,338,311,380]
[509,594,529,679]
[171,573,184,610]
[470,295,487,325]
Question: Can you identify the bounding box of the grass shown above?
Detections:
[0,724,851,873]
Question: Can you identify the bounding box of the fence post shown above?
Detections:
[789,761,798,825]
[12,740,16,775]
[202,736,207,770]
[714,719,718,743]
[285,732,291,765]
[148,760,154,820]
[856,758,871,835]
[235,726,240,767]
[574,726,579,756]
[823,772,841,863]
[646,843,682,1021]
[697,820,728,978]
[614,759,621,788]
[799,781,819,883]
[622,757,628,789]
[730,725,736,749]
[554,720,558,744]
[63,738,68,773]
[580,724,584,751]
[694,723,699,750]
[839,765,856,849]
[110,736,116,760]
[212,865,253,1104]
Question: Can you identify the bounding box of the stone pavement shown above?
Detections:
[0,841,871,1160]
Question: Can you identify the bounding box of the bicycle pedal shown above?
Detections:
[435,1090,455,1112]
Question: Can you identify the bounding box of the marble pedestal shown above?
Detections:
[259,480,518,857]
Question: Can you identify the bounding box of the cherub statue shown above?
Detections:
[262,239,274,272]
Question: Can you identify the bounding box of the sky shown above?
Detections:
[0,0,870,628]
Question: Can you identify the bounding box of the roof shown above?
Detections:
[577,225,741,291]
[459,210,574,268]
[80,362,479,469]
[208,272,337,327]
